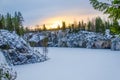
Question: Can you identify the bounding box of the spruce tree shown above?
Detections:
[90,0,120,34]
[87,21,92,31]
[0,14,3,29]
[6,13,13,31]
[43,24,46,31]
[78,21,81,31]
[90,0,120,20]
[62,21,66,31]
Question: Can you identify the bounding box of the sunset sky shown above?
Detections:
[0,0,108,28]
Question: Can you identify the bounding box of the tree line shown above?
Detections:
[63,17,112,34]
[32,17,113,34]
[0,12,26,35]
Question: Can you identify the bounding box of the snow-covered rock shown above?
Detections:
[86,33,111,49]
[24,30,120,51]
[29,34,45,43]
[111,37,120,51]
[0,51,17,80]
[24,32,47,47]
[0,64,17,80]
[0,30,46,65]
[105,29,112,39]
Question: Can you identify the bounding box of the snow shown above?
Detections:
[15,48,120,80]
[0,30,46,65]
[29,33,46,43]
[0,51,17,80]
[0,51,8,65]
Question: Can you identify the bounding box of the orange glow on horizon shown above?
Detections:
[29,14,108,30]
[50,21,62,29]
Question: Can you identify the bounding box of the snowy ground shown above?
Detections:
[14,48,120,80]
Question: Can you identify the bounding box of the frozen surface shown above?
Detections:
[15,48,120,80]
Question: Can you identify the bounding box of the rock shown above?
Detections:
[0,30,47,65]
[87,39,111,49]
[0,64,17,80]
[92,40,111,49]
[2,48,46,65]
[111,37,120,51]
[102,40,111,49]
[24,30,119,51]
[25,32,47,47]
[105,29,112,39]
[0,51,17,80]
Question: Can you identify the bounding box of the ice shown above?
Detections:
[15,47,120,80]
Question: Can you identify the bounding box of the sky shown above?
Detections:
[0,0,108,28]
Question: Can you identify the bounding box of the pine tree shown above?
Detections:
[6,13,13,31]
[110,20,120,34]
[12,12,19,31]
[0,14,3,29]
[90,0,120,20]
[43,24,46,31]
[62,21,66,31]
[81,20,85,30]
[0,14,5,29]
[90,0,120,34]
[87,21,92,31]
[95,17,106,33]
[95,17,102,32]
[20,26,25,35]
[71,24,75,32]
[78,21,81,31]
[68,24,72,33]
[13,12,24,35]
[1,15,5,29]
[18,12,24,27]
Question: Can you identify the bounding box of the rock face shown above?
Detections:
[0,30,46,65]
[23,32,46,47]
[56,31,112,49]
[87,29,112,49]
[24,29,120,51]
[111,37,120,51]
[2,49,45,65]
[0,51,17,80]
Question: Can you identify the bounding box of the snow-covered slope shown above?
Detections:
[0,51,17,80]
[0,30,46,65]
[15,48,120,80]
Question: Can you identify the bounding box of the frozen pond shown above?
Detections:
[15,48,120,80]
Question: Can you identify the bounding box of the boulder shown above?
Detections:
[0,30,46,65]
[0,64,17,80]
[111,37,120,51]
[0,51,17,80]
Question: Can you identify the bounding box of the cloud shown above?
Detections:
[0,0,105,26]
